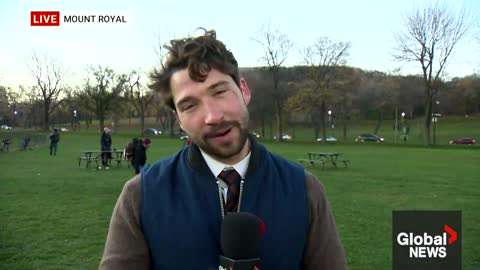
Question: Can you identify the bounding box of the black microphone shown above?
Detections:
[219,212,265,270]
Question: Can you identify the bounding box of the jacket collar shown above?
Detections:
[187,134,262,177]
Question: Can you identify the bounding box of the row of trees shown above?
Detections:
[252,1,476,145]
[0,63,175,135]
[0,1,478,145]
[2,63,478,137]
[244,66,480,138]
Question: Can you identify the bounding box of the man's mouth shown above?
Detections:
[207,127,232,138]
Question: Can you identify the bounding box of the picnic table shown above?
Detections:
[297,152,350,169]
[78,149,125,169]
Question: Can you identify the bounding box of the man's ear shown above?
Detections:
[239,78,251,106]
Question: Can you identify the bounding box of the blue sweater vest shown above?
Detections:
[141,140,308,270]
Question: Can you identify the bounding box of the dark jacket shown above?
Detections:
[101,132,112,150]
[133,144,147,170]
[49,131,60,144]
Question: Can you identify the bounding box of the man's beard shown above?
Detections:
[194,119,249,161]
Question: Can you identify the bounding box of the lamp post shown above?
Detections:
[73,110,77,130]
[433,100,440,145]
[327,110,332,137]
[14,110,17,127]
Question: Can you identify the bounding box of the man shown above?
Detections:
[99,29,346,270]
[100,127,112,170]
[49,128,60,156]
[133,137,151,174]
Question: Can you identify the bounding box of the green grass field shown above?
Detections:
[0,120,479,269]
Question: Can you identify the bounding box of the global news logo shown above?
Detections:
[392,210,461,270]
[396,224,457,258]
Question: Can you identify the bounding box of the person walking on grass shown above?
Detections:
[48,128,60,156]
[133,137,151,174]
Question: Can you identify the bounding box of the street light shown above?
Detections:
[13,110,17,127]
[73,110,78,130]
[327,110,334,128]
[433,100,440,145]
[401,112,407,143]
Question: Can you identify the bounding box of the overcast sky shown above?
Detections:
[1,0,479,88]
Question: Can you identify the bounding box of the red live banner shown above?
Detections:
[31,11,60,26]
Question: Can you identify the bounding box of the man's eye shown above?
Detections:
[215,90,227,96]
[182,104,195,111]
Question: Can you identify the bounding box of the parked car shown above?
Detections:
[355,134,384,142]
[1,125,12,130]
[317,136,337,142]
[60,127,70,132]
[273,134,293,140]
[144,128,161,135]
[449,137,476,145]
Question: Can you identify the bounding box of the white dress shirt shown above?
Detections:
[199,149,251,204]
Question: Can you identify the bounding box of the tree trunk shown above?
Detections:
[168,112,175,137]
[342,99,348,142]
[140,110,145,136]
[261,114,265,138]
[43,101,50,131]
[424,98,432,146]
[274,100,282,141]
[373,110,382,135]
[99,117,105,133]
[320,101,327,143]
[312,114,321,143]
[275,108,281,141]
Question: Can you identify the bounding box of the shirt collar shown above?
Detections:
[199,148,251,179]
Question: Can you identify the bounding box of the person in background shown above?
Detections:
[23,136,31,150]
[99,29,346,270]
[133,137,151,174]
[48,128,60,156]
[100,127,112,170]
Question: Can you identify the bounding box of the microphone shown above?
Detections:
[219,212,265,270]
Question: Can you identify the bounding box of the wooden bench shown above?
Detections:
[79,156,105,168]
[337,159,351,167]
[297,158,326,168]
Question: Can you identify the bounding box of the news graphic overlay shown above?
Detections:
[219,212,264,270]
[30,11,130,26]
[393,210,461,270]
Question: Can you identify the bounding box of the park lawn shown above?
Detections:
[0,133,479,270]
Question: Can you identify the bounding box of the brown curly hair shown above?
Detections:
[148,29,240,111]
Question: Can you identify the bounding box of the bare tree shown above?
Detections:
[393,1,474,145]
[151,96,175,135]
[28,51,67,130]
[80,66,127,132]
[293,37,351,142]
[253,19,294,141]
[151,27,180,137]
[242,68,276,137]
[126,71,154,135]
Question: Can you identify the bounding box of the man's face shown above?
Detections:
[171,69,251,164]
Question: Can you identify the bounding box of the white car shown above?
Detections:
[317,136,337,142]
[1,125,12,130]
[273,134,293,140]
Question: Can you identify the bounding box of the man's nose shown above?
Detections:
[204,102,223,125]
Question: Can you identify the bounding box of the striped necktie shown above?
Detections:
[218,168,241,212]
